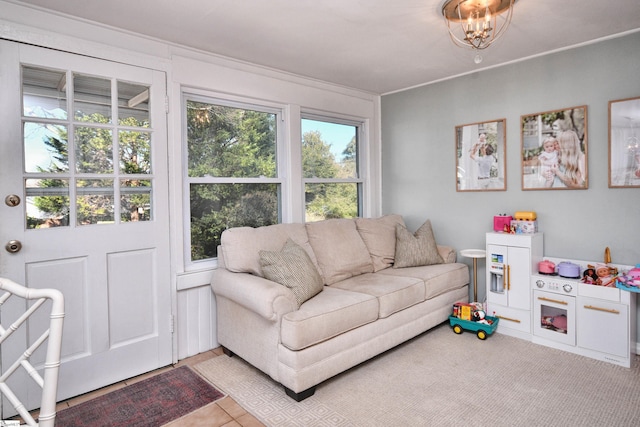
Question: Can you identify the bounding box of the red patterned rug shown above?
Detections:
[54,366,224,427]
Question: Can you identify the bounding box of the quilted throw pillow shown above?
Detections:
[259,239,324,308]
[393,219,444,268]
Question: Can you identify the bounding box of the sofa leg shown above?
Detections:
[284,385,316,402]
[221,346,234,357]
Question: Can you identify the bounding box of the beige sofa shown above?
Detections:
[210,215,469,401]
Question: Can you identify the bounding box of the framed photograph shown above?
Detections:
[609,96,640,188]
[521,106,588,190]
[455,119,506,192]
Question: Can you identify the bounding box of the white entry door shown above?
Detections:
[0,41,172,414]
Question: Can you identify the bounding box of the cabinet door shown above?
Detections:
[577,296,628,358]
[507,246,531,310]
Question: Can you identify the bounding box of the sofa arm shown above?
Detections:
[211,268,298,322]
[437,245,457,263]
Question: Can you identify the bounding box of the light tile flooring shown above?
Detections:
[24,348,265,427]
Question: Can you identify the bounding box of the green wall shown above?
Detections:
[381,31,640,301]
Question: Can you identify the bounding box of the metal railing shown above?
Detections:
[0,278,64,427]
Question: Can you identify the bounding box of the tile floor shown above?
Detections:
[24,348,265,427]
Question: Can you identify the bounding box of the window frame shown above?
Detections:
[301,112,366,221]
[181,91,286,270]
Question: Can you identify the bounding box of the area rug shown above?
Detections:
[194,323,640,427]
[55,366,224,427]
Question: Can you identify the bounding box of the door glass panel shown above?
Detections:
[77,179,114,225]
[22,66,68,119]
[119,130,151,174]
[22,65,154,228]
[118,81,150,126]
[75,127,113,173]
[74,73,112,123]
[120,179,151,222]
[23,122,69,173]
[25,178,70,229]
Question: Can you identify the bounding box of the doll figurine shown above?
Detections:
[595,264,615,287]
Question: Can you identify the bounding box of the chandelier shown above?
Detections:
[441,0,517,51]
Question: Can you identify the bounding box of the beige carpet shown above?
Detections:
[194,323,640,426]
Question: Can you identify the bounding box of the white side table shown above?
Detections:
[460,249,486,302]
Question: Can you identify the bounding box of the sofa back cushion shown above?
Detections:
[306,218,373,285]
[355,214,405,272]
[221,223,318,276]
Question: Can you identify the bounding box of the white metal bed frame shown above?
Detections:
[0,278,64,427]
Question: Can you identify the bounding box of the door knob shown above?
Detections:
[5,194,21,207]
[5,240,22,253]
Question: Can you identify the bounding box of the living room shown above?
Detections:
[1,1,639,425]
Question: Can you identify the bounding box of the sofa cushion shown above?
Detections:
[280,287,379,351]
[306,219,374,285]
[393,220,444,268]
[355,214,405,272]
[331,273,424,318]
[378,262,469,300]
[259,239,324,308]
[221,223,318,276]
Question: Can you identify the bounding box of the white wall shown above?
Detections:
[0,1,382,361]
[381,31,640,340]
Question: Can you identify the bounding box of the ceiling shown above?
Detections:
[11,0,640,94]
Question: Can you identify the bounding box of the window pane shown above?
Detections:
[118,81,150,127]
[75,126,113,173]
[186,101,276,178]
[305,183,358,222]
[302,119,357,179]
[26,178,70,229]
[121,179,151,222]
[74,74,112,123]
[119,130,151,174]
[24,122,69,173]
[190,183,280,260]
[22,66,68,119]
[77,179,114,225]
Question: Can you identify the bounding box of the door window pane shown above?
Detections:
[25,178,70,229]
[190,183,280,260]
[119,130,151,174]
[23,122,69,173]
[77,179,114,225]
[121,179,151,222]
[22,66,68,119]
[75,126,113,173]
[118,81,150,126]
[74,73,112,123]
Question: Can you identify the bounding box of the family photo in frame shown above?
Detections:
[609,96,640,188]
[455,119,506,192]
[521,106,588,190]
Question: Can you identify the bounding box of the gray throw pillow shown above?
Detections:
[259,239,324,308]
[393,220,444,268]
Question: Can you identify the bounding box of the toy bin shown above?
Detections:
[449,315,499,340]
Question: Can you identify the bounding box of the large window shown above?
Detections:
[185,96,281,262]
[302,117,361,222]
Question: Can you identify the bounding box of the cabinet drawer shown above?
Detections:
[487,303,531,335]
[577,296,628,358]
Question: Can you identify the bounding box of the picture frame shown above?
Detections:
[455,119,506,192]
[521,106,588,190]
[608,96,640,188]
